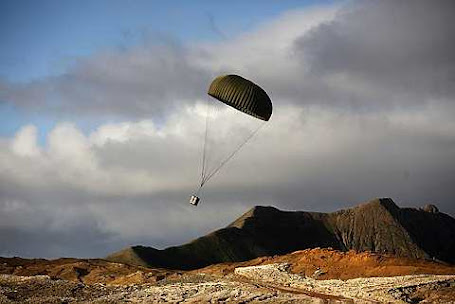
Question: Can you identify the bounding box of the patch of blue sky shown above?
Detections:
[1,0,338,83]
[0,103,55,145]
[0,102,125,146]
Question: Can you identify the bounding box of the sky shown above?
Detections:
[1,0,454,258]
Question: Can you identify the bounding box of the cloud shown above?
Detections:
[1,1,455,258]
[10,125,41,157]
[0,198,118,258]
[0,6,339,119]
[291,0,455,110]
[1,43,211,119]
[2,1,454,115]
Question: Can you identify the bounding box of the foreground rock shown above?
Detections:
[235,263,455,303]
[0,273,333,303]
[1,265,454,303]
[1,248,455,303]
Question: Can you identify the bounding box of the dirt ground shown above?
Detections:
[1,248,454,303]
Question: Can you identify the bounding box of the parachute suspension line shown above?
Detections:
[200,121,266,187]
[200,96,210,188]
[198,98,222,195]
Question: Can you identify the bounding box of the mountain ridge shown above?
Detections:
[107,198,455,269]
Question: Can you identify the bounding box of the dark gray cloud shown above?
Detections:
[0,225,119,258]
[0,191,118,258]
[287,0,455,110]
[1,43,211,119]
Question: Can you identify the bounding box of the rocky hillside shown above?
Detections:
[107,198,455,269]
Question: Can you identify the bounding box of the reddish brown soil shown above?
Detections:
[192,248,455,280]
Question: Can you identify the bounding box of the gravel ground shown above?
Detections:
[1,264,454,303]
[0,274,323,303]
[235,263,455,303]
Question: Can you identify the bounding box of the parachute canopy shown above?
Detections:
[192,74,273,200]
[207,74,272,121]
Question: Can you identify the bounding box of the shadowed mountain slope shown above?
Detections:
[107,198,455,269]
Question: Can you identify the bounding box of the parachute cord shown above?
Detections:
[201,121,266,186]
[200,97,210,188]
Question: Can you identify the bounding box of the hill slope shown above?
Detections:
[107,198,455,269]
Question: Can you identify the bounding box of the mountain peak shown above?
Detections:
[107,198,455,270]
[377,197,400,211]
[228,205,280,229]
[355,197,398,210]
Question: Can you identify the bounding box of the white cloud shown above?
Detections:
[48,123,96,171]
[10,125,41,157]
[2,101,454,200]
[89,121,160,146]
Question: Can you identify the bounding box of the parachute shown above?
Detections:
[207,74,272,121]
[190,74,272,205]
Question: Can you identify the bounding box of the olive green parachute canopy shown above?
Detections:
[207,74,272,121]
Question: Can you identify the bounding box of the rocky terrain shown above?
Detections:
[107,198,455,269]
[1,248,455,303]
[0,257,172,285]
